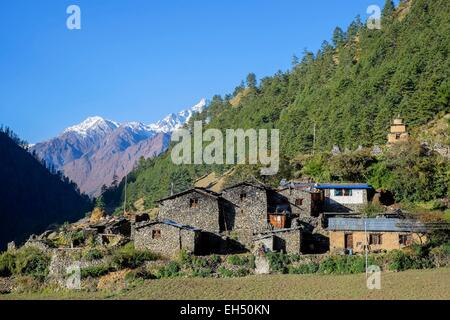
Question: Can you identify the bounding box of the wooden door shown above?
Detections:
[345,233,353,249]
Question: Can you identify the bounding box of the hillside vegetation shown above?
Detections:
[102,0,449,212]
[0,130,92,250]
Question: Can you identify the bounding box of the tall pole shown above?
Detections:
[123,174,127,216]
[365,219,368,278]
[313,123,316,155]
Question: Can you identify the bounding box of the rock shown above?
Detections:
[0,278,14,294]
[7,241,16,252]
[254,255,270,275]
[253,246,270,275]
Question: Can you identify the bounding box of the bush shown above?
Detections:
[0,252,16,277]
[227,255,250,266]
[235,268,250,277]
[83,248,104,261]
[288,263,319,275]
[14,247,50,280]
[217,266,234,278]
[156,261,181,279]
[266,252,290,274]
[387,250,414,272]
[80,265,112,279]
[191,267,212,278]
[112,243,158,269]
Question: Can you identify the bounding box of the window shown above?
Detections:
[240,193,247,201]
[295,198,304,206]
[152,229,161,239]
[369,234,382,245]
[399,234,412,246]
[334,189,352,196]
[189,198,199,208]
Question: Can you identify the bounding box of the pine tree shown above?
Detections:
[332,27,346,47]
[246,73,257,89]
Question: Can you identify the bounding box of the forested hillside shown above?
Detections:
[102,0,449,212]
[0,130,92,250]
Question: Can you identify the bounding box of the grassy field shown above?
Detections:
[1,268,449,300]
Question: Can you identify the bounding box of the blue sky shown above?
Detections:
[0,0,388,143]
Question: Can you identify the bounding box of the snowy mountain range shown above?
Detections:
[31,98,207,197]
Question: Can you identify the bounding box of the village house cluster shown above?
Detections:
[132,180,427,258]
[19,116,430,258]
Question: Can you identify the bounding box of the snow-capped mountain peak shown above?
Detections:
[148,98,208,133]
[63,116,119,137]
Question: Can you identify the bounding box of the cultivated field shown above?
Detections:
[1,268,449,300]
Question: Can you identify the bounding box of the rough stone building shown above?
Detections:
[134,219,201,258]
[253,227,302,254]
[157,188,226,233]
[327,218,427,253]
[315,183,373,213]
[277,187,322,218]
[220,182,272,246]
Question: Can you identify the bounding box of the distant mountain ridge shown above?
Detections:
[31,99,207,197]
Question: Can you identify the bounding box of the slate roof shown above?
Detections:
[134,219,201,232]
[327,218,427,232]
[156,187,221,202]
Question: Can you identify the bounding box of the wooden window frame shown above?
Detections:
[152,229,161,239]
[369,233,382,245]
[295,198,304,206]
[189,198,199,208]
[239,193,247,201]
[399,234,412,246]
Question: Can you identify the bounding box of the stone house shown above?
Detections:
[253,227,302,254]
[277,187,322,218]
[220,182,272,246]
[327,218,427,254]
[134,219,201,258]
[315,183,373,213]
[157,188,227,233]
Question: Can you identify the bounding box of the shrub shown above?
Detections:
[266,252,290,273]
[0,252,16,277]
[112,242,158,269]
[80,265,112,279]
[14,247,50,280]
[83,248,104,261]
[156,261,181,279]
[227,255,249,266]
[209,255,221,265]
[235,268,250,277]
[192,268,212,278]
[288,263,319,274]
[217,266,234,278]
[387,250,414,272]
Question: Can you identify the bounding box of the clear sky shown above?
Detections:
[0,0,389,143]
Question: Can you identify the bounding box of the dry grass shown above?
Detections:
[1,268,449,300]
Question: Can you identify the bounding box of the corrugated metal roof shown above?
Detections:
[316,184,373,190]
[327,218,427,232]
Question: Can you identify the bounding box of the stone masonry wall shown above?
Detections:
[159,191,221,233]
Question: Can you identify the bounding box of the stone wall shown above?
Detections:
[277,188,321,217]
[134,222,200,258]
[159,190,222,233]
[254,228,302,255]
[221,184,270,246]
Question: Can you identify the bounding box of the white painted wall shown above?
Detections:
[327,189,365,204]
